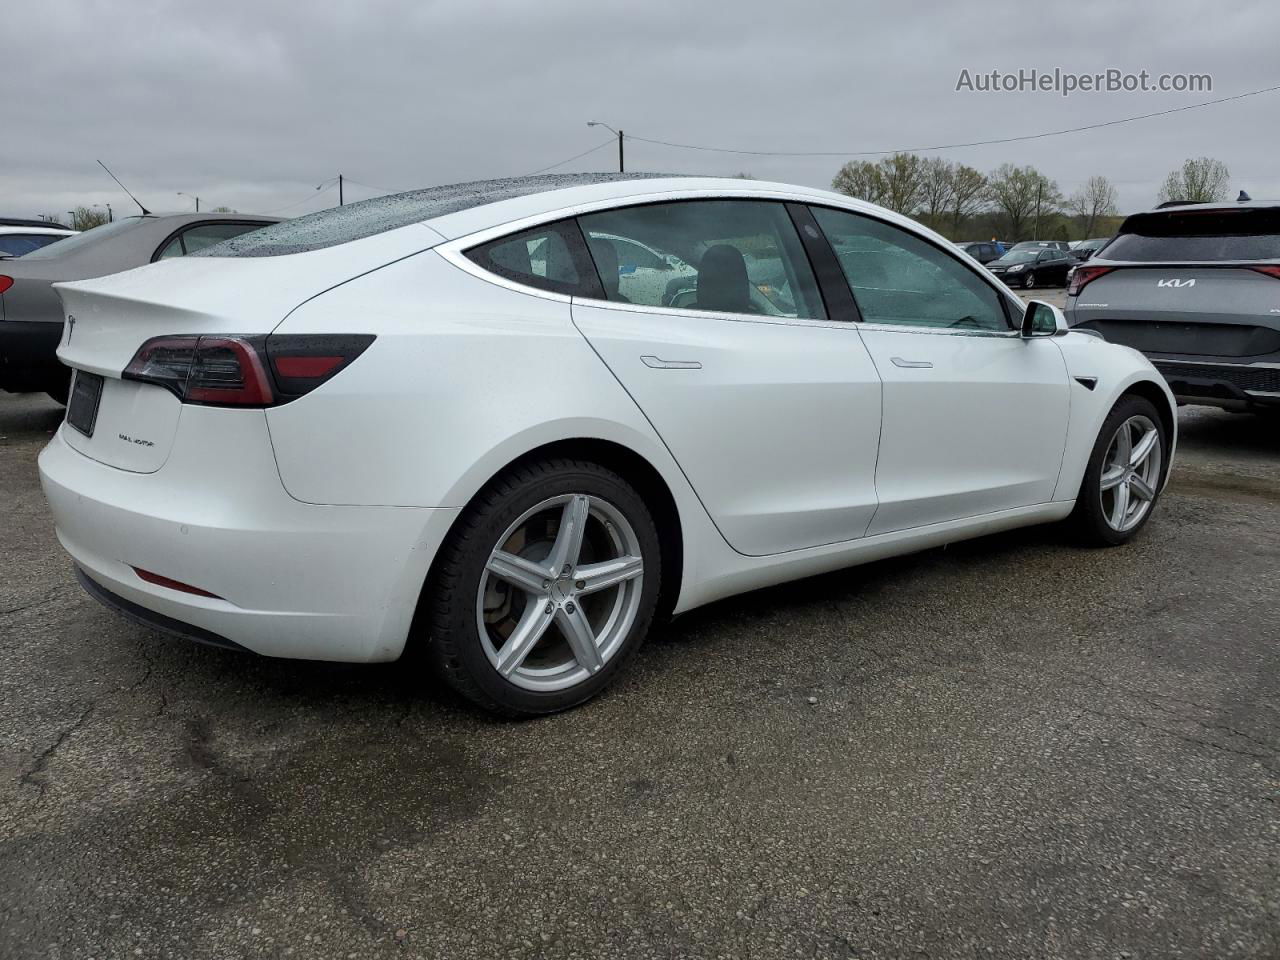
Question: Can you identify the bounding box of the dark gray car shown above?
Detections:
[0,212,278,400]
[1066,201,1280,411]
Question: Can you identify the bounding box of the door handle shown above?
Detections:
[890,357,933,369]
[641,355,702,370]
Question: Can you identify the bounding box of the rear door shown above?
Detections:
[809,206,1069,535]
[572,199,883,557]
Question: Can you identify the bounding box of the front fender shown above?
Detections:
[1052,333,1177,502]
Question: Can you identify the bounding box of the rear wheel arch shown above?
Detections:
[405,437,685,659]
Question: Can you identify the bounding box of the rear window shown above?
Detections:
[1106,208,1280,261]
[195,173,675,258]
[0,233,68,257]
[18,218,142,260]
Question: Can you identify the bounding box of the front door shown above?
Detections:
[810,205,1070,535]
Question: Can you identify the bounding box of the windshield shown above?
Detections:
[17,217,144,260]
[996,250,1039,263]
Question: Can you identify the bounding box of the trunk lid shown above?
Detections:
[1069,265,1280,357]
[52,227,440,472]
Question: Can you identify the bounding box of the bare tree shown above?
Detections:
[209,205,238,213]
[948,164,988,234]
[68,206,109,231]
[1157,156,1230,204]
[877,152,924,215]
[832,160,885,205]
[987,164,1061,240]
[1067,175,1119,236]
[917,157,954,227]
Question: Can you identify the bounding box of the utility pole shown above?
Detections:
[587,122,624,173]
[1034,180,1043,240]
[106,202,112,222]
[339,174,344,206]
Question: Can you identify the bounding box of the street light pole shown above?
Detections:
[178,192,199,212]
[587,122,624,173]
[339,174,344,206]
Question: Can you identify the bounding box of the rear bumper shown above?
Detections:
[0,319,65,392]
[39,416,459,662]
[1149,358,1280,408]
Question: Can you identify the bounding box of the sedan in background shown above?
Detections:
[986,246,1075,288]
[954,241,1001,264]
[1067,200,1280,412]
[1071,236,1113,261]
[0,224,77,258]
[39,174,1174,716]
[0,212,278,401]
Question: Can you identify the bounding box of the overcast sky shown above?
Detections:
[4,0,1276,221]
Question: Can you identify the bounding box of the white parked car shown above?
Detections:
[39,175,1176,715]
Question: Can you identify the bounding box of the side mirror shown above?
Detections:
[1021,300,1068,338]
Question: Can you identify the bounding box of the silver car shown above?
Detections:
[0,212,278,401]
[1066,200,1280,412]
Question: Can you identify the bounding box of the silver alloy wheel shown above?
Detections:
[475,494,645,692]
[1024,272,1036,289]
[1099,414,1162,532]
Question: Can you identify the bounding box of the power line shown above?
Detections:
[623,82,1280,158]
[524,139,617,176]
[265,181,336,214]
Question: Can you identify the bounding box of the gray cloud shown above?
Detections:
[4,0,1275,220]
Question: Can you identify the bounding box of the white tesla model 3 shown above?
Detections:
[39,174,1176,715]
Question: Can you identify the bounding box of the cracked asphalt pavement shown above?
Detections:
[1,391,1277,959]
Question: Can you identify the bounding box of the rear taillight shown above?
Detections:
[1067,265,1114,297]
[1248,265,1280,279]
[0,276,13,295]
[123,334,373,407]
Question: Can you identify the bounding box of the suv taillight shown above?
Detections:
[1248,265,1280,279]
[1067,265,1114,297]
[124,334,373,407]
[0,276,13,295]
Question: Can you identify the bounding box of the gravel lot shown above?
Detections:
[1,389,1276,959]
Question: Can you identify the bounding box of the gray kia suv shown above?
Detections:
[1065,201,1280,411]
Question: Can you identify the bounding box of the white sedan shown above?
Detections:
[39,175,1175,715]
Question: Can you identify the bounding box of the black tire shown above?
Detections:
[1069,394,1168,546]
[423,457,662,716]
[1023,272,1036,289]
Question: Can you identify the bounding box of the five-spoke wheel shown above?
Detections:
[426,458,660,715]
[1098,414,1162,533]
[1071,394,1168,545]
[478,494,645,691]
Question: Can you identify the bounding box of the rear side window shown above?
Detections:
[576,200,826,320]
[465,219,602,297]
[1106,208,1280,261]
[812,206,1009,331]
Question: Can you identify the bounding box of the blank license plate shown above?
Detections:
[66,371,104,438]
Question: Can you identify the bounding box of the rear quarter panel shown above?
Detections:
[264,250,702,515]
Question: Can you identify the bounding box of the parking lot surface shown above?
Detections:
[1,391,1276,959]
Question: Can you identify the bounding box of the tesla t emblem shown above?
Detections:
[65,315,76,343]
[1157,278,1196,288]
